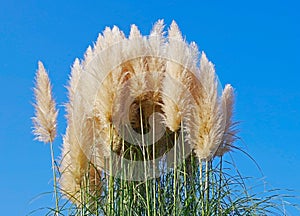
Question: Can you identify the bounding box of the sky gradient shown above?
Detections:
[0,0,299,215]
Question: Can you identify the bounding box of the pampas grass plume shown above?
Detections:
[161,21,194,132]
[191,53,225,161]
[215,84,238,156]
[32,61,58,143]
[60,57,103,203]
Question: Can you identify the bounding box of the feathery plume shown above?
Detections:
[161,20,194,132]
[32,61,58,143]
[84,26,125,154]
[60,58,86,202]
[191,53,225,161]
[61,58,102,203]
[215,84,238,156]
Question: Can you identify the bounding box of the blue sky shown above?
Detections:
[0,0,299,215]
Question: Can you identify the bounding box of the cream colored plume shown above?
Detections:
[90,26,125,154]
[61,26,125,182]
[190,53,225,161]
[60,57,102,203]
[161,20,197,132]
[215,84,237,156]
[32,61,58,143]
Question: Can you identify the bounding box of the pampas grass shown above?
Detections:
[32,61,58,143]
[32,61,59,214]
[190,52,225,161]
[31,20,296,216]
[60,58,103,205]
[215,84,238,156]
[161,21,195,132]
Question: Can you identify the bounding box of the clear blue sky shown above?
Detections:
[0,0,299,215]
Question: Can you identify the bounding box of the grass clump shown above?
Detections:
[31,20,297,216]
